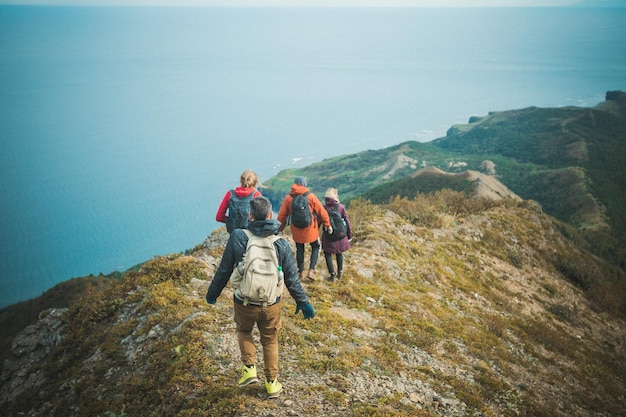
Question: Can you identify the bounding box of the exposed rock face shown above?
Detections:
[382,154,419,180]
[412,167,522,201]
[202,229,229,249]
[480,160,496,175]
[0,308,66,405]
[606,90,625,101]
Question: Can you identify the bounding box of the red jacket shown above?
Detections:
[278,184,330,244]
[215,186,262,223]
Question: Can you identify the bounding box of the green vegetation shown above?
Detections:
[263,141,453,206]
[264,92,626,272]
[2,191,625,417]
[362,172,477,203]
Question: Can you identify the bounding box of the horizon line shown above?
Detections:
[0,4,600,8]
[0,0,589,8]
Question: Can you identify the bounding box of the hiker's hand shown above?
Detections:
[295,303,315,319]
[325,226,333,235]
[206,295,217,305]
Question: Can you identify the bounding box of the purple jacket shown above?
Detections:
[321,197,352,254]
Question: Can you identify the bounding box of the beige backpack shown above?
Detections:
[230,230,283,306]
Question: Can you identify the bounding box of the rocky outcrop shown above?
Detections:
[412,166,522,201]
[382,154,419,180]
[0,308,66,405]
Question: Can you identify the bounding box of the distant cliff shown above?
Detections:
[265,91,626,270]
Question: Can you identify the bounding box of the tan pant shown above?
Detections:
[233,302,282,381]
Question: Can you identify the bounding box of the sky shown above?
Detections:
[0,0,585,7]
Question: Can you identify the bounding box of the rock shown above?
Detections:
[0,308,67,405]
[203,230,229,250]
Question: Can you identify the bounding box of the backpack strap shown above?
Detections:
[243,229,280,246]
[291,191,310,198]
[262,234,281,307]
[241,230,259,306]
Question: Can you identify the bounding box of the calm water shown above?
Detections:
[1,6,625,307]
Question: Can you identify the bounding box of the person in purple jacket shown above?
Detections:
[321,188,352,282]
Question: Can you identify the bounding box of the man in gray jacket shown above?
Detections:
[206,196,314,399]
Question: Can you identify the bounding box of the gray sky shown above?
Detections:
[0,0,583,7]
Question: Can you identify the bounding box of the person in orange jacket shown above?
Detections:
[277,177,331,281]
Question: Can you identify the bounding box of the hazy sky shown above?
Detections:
[0,0,584,7]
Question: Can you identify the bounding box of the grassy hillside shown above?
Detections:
[261,142,445,204]
[434,92,626,233]
[264,91,626,269]
[2,192,624,417]
[362,171,477,202]
[433,91,626,267]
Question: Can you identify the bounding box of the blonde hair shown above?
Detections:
[325,187,339,201]
[240,170,263,188]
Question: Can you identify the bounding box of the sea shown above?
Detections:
[1,6,625,308]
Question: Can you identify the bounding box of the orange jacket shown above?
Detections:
[278,184,330,244]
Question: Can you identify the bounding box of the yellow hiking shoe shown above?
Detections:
[265,378,283,399]
[238,365,258,386]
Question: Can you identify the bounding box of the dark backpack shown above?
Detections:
[226,189,255,233]
[290,192,312,228]
[326,206,347,242]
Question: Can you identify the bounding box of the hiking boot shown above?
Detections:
[238,365,258,386]
[327,273,336,282]
[265,378,283,399]
[307,269,316,281]
[298,271,304,280]
[337,270,343,279]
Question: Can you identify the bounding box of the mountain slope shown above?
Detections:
[1,195,625,417]
[434,91,626,235]
[264,91,626,269]
[361,166,521,204]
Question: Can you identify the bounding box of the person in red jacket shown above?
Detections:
[215,170,263,232]
[277,177,331,281]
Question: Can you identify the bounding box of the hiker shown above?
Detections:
[206,196,315,399]
[277,176,331,282]
[321,188,352,281]
[215,169,263,233]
